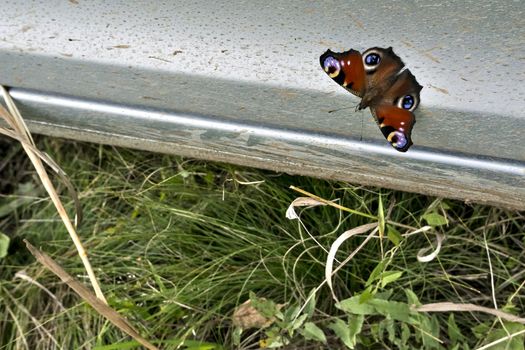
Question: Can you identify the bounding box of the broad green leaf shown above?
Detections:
[430,315,440,337]
[338,295,413,324]
[405,289,421,307]
[375,289,393,300]
[283,305,300,323]
[262,327,289,348]
[365,260,386,287]
[483,322,525,350]
[232,327,242,346]
[328,318,354,349]
[249,291,278,318]
[290,313,308,332]
[304,289,316,318]
[400,322,411,345]
[359,286,375,303]
[369,299,412,323]
[348,315,364,346]
[336,296,376,315]
[384,317,396,343]
[301,322,327,343]
[0,232,9,258]
[419,315,441,349]
[471,322,490,339]
[387,225,402,246]
[422,212,448,226]
[447,314,463,345]
[380,271,403,288]
[370,323,380,342]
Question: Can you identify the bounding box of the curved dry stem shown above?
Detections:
[416,302,525,324]
[0,86,104,303]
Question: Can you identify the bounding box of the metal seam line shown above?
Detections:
[9,88,525,177]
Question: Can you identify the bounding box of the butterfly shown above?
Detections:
[320,47,423,152]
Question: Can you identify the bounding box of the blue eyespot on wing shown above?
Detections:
[365,53,381,66]
[401,95,414,110]
[371,105,415,152]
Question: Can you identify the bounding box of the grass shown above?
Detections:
[0,136,524,349]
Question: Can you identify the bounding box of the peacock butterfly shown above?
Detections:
[320,47,423,152]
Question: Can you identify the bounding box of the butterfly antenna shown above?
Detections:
[328,106,354,113]
[327,104,359,114]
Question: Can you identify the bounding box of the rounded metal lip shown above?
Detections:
[10,87,525,177]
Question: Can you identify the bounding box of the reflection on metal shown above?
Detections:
[0,1,524,209]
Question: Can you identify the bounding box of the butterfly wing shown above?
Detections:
[371,105,415,152]
[321,46,422,152]
[320,49,366,97]
[361,47,405,95]
[370,69,423,152]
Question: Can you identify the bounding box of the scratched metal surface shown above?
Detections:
[0,1,524,208]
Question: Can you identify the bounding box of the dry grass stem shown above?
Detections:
[0,86,104,302]
[24,240,159,350]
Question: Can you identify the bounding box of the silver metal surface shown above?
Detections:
[0,1,524,208]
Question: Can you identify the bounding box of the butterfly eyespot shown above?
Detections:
[387,131,408,150]
[402,95,414,109]
[363,52,381,71]
[322,56,341,78]
[396,94,419,111]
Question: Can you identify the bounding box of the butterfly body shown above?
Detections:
[320,47,422,152]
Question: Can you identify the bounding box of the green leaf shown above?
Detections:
[422,212,448,226]
[369,299,412,323]
[359,286,375,303]
[232,327,242,346]
[338,295,414,324]
[380,271,403,288]
[447,314,463,345]
[387,225,402,246]
[263,327,289,348]
[337,295,376,315]
[472,322,490,339]
[0,232,9,258]
[365,260,386,287]
[290,313,308,332]
[405,289,421,307]
[304,289,316,318]
[328,318,354,349]
[283,305,301,323]
[301,322,327,343]
[249,291,278,318]
[328,316,364,349]
[400,322,411,345]
[384,317,396,343]
[375,289,393,300]
[419,315,441,349]
[348,315,364,345]
[483,322,525,350]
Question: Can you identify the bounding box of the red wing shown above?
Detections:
[371,105,415,152]
[320,49,366,97]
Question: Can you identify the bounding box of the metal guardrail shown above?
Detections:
[1,1,524,209]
